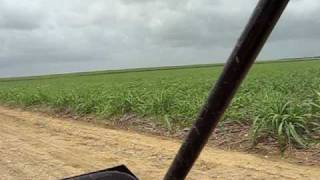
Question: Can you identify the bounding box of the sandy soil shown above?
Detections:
[0,106,319,180]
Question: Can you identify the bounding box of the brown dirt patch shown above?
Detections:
[0,106,319,180]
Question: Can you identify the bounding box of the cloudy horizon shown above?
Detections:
[0,0,319,78]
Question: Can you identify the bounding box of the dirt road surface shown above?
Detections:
[0,106,319,180]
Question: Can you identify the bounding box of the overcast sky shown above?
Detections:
[0,0,319,77]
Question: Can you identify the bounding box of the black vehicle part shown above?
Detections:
[62,165,138,180]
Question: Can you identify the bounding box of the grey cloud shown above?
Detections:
[0,0,45,30]
[0,0,319,78]
[150,10,247,48]
[268,0,320,41]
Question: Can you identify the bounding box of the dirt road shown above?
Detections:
[0,106,319,180]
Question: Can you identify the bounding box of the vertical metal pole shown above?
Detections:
[164,0,290,179]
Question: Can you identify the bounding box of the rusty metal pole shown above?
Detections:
[164,0,290,179]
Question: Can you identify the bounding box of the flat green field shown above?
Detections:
[0,59,319,150]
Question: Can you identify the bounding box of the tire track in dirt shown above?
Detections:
[0,106,319,180]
